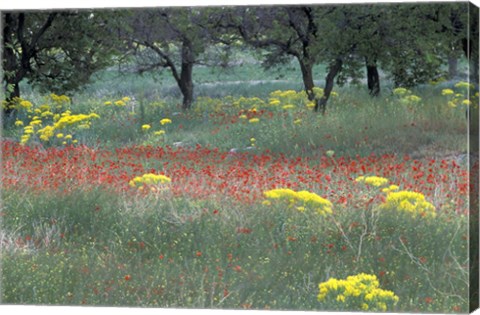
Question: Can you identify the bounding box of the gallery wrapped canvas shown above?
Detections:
[0,0,479,314]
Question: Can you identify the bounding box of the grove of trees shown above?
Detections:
[2,2,479,117]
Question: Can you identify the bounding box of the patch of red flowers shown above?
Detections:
[1,139,471,214]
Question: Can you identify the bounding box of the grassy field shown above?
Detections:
[1,67,477,313]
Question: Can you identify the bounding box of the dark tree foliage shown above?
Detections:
[2,10,118,108]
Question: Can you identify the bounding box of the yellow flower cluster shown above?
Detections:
[37,125,55,141]
[160,118,172,125]
[19,100,33,109]
[129,173,172,188]
[381,185,400,194]
[263,188,333,216]
[2,97,33,111]
[355,176,389,187]
[318,273,399,312]
[441,89,454,96]
[49,93,71,105]
[232,96,266,109]
[441,82,477,109]
[268,88,326,110]
[140,118,171,135]
[380,190,436,218]
[454,81,474,90]
[104,96,131,107]
[392,87,408,96]
[393,87,422,105]
[191,89,336,113]
[11,95,96,145]
[54,113,100,130]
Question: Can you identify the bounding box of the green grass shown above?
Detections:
[1,69,475,312]
[1,187,469,311]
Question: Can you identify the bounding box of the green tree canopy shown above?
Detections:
[2,10,119,117]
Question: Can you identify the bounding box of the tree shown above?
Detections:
[228,5,384,113]
[121,7,218,110]
[228,6,330,113]
[378,3,474,87]
[2,10,118,116]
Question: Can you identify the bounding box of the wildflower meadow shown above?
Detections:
[1,2,479,313]
[1,79,477,313]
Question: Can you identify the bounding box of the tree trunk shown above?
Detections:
[3,13,20,119]
[298,58,315,101]
[447,55,458,79]
[179,38,194,110]
[316,58,343,115]
[366,59,380,97]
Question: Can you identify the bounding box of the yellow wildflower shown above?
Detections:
[37,125,55,141]
[142,124,151,130]
[14,120,24,127]
[448,101,457,108]
[129,173,172,187]
[318,273,398,312]
[441,89,454,96]
[381,185,399,193]
[40,111,53,117]
[454,81,474,89]
[393,87,408,96]
[20,135,30,145]
[249,118,260,124]
[23,126,34,134]
[38,104,51,112]
[269,98,281,106]
[160,118,172,125]
[381,190,436,218]
[282,104,295,110]
[264,188,332,215]
[356,175,389,187]
[406,95,421,103]
[30,119,42,126]
[19,100,33,109]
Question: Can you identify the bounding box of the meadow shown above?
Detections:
[0,65,477,313]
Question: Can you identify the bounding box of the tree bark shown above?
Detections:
[366,59,380,97]
[179,38,194,110]
[3,13,20,119]
[3,12,56,120]
[298,58,316,101]
[447,55,458,79]
[316,58,343,115]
